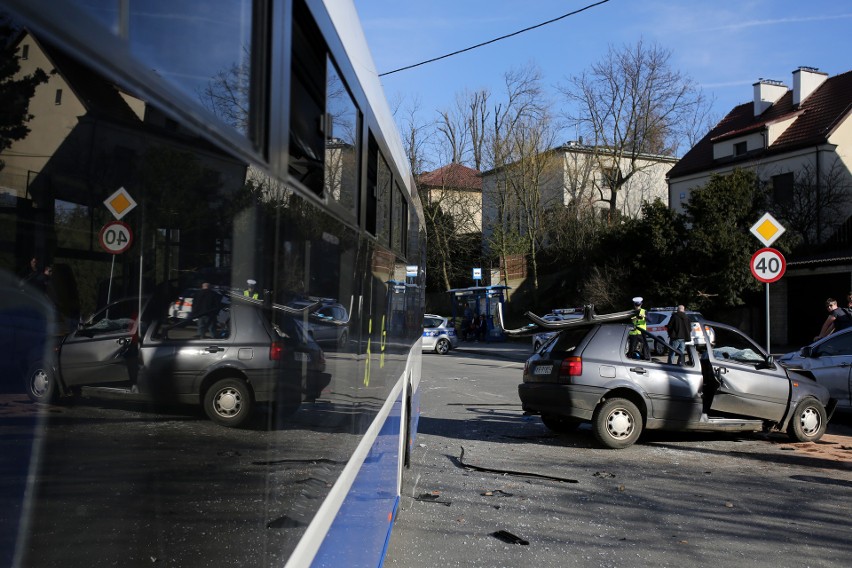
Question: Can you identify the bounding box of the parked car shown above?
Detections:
[422,314,458,355]
[286,298,350,350]
[532,309,583,352]
[500,306,835,449]
[24,295,329,427]
[778,328,852,410]
[644,307,715,355]
[0,271,56,394]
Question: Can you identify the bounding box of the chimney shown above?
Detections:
[753,79,787,116]
[792,66,828,107]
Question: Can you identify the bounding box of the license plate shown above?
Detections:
[294,352,310,362]
[534,365,552,375]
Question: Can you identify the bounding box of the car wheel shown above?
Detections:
[654,342,665,356]
[203,378,253,427]
[337,329,348,350]
[786,398,827,442]
[592,397,643,449]
[541,414,581,433]
[25,362,57,403]
[435,338,451,355]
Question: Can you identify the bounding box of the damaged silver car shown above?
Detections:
[499,305,836,449]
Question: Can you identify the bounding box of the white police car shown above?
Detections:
[422,314,458,355]
[645,307,715,354]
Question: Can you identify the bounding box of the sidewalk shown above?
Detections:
[454,338,531,362]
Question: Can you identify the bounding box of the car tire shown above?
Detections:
[654,342,666,356]
[541,414,581,433]
[25,361,57,404]
[786,398,827,442]
[435,338,451,355]
[592,397,643,449]
[337,329,348,350]
[203,378,253,427]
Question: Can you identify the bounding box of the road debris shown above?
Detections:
[492,530,529,545]
[458,446,578,483]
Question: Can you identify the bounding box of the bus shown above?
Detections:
[0,1,424,566]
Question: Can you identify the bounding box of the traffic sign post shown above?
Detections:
[749,213,787,353]
[98,221,133,254]
[750,248,786,283]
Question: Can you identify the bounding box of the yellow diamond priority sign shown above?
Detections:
[103,187,137,220]
[750,212,785,247]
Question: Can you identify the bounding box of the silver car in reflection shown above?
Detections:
[24,295,329,427]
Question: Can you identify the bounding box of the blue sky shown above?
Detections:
[355,0,852,163]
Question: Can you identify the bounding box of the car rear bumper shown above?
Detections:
[518,383,604,421]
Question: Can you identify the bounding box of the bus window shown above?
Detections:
[325,57,359,218]
[68,0,255,138]
[376,153,392,246]
[366,132,378,235]
[392,183,407,255]
[289,0,326,195]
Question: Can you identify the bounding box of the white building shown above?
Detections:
[667,66,852,347]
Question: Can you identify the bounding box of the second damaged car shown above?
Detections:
[499,305,836,449]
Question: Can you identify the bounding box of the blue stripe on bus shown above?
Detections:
[311,392,403,567]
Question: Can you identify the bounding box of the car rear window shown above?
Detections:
[548,326,592,354]
[646,313,667,325]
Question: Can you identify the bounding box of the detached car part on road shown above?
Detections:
[25,294,330,427]
[498,305,835,449]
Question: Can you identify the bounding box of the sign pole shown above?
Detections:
[106,255,115,306]
[750,213,786,355]
[765,283,770,353]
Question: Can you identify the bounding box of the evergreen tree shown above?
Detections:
[0,16,49,171]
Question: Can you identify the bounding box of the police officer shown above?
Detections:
[628,296,648,359]
[244,279,259,300]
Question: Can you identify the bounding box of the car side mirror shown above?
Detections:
[756,355,776,370]
[800,346,813,358]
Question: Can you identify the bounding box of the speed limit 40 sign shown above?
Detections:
[750,247,786,283]
[98,221,133,254]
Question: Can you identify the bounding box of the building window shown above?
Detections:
[771,172,794,206]
[55,89,63,105]
[734,141,747,156]
[21,44,29,59]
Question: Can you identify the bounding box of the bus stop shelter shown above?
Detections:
[447,285,510,342]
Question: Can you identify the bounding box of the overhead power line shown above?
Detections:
[378,0,611,77]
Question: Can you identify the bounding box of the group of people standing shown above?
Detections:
[461,306,488,342]
[815,293,852,341]
[628,296,690,365]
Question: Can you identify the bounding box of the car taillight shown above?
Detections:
[559,356,582,378]
[270,341,285,361]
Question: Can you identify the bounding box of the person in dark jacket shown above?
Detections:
[192,283,220,338]
[667,305,691,365]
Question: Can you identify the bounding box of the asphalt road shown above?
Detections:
[385,348,852,568]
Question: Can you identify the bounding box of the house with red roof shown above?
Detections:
[667,67,852,347]
[417,163,482,234]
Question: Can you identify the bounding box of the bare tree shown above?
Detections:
[482,65,555,290]
[396,95,434,176]
[771,158,852,246]
[200,53,250,133]
[560,39,711,218]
